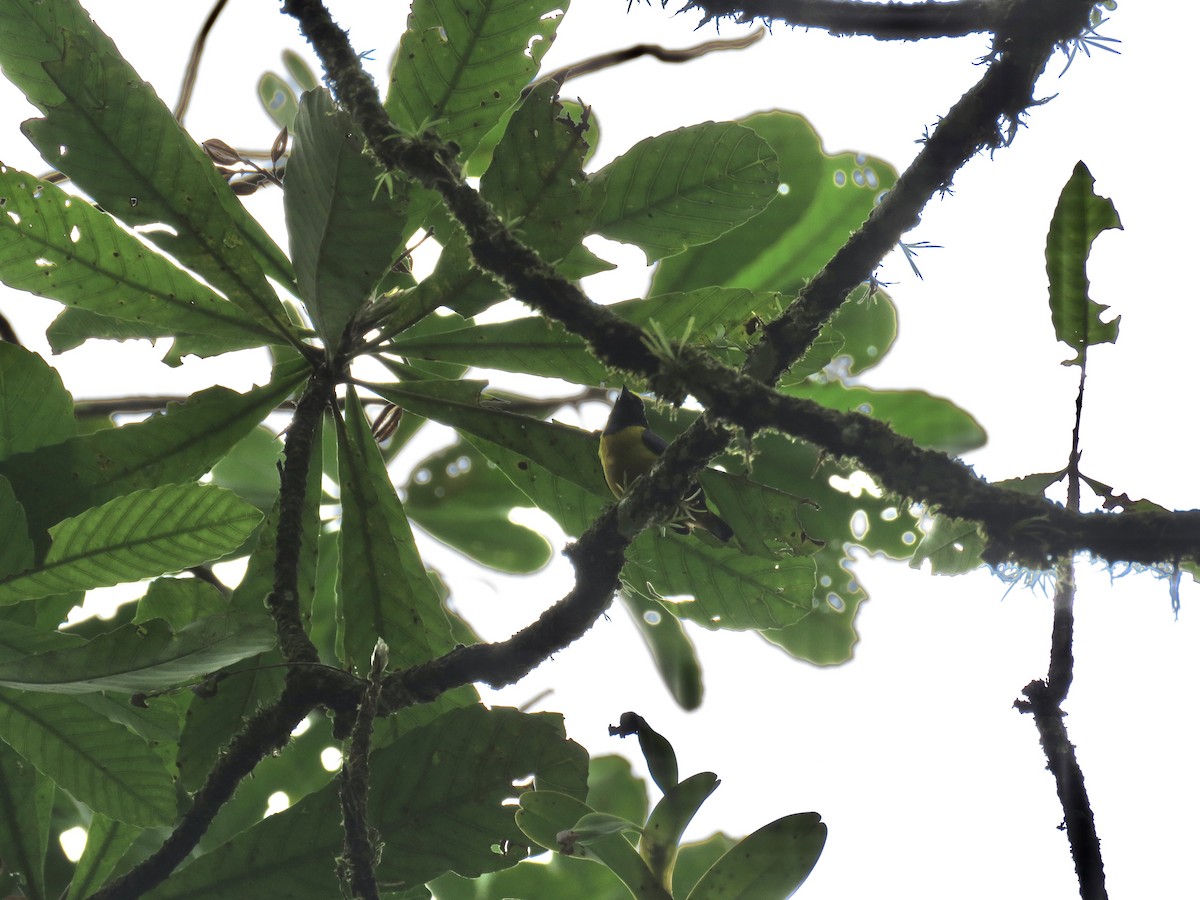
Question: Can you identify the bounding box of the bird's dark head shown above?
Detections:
[604,386,649,434]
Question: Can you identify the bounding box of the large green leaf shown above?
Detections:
[404,439,552,574]
[0,342,74,461]
[686,813,826,899]
[286,89,410,348]
[589,122,779,262]
[0,689,175,826]
[619,590,703,711]
[516,791,671,900]
[650,111,894,295]
[0,166,277,348]
[0,484,262,604]
[0,360,305,550]
[384,0,566,160]
[0,612,274,693]
[479,81,593,262]
[0,741,53,900]
[64,814,139,900]
[1046,160,1122,367]
[152,707,588,898]
[335,387,455,671]
[784,381,986,454]
[623,535,816,632]
[0,0,296,331]
[0,477,34,580]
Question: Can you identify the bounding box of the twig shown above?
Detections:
[88,684,315,900]
[672,0,1001,39]
[524,28,765,96]
[1011,335,1107,898]
[174,0,231,122]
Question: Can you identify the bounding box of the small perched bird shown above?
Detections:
[599,386,734,542]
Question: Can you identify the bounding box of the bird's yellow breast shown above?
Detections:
[599,426,661,497]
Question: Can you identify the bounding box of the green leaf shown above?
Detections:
[281,49,319,93]
[686,812,826,900]
[517,791,672,900]
[1,5,297,334]
[0,360,305,551]
[384,0,566,159]
[590,122,779,262]
[814,284,898,377]
[672,833,736,900]
[286,89,409,348]
[0,342,75,461]
[430,853,629,900]
[651,112,895,295]
[154,707,588,897]
[0,484,262,604]
[209,425,284,513]
[0,166,278,348]
[0,612,274,693]
[404,439,552,574]
[335,387,456,671]
[619,590,704,710]
[479,81,594,262]
[784,381,986,454]
[257,71,299,130]
[587,754,649,827]
[64,814,139,900]
[0,689,176,826]
[135,577,229,630]
[0,477,34,581]
[641,772,720,890]
[0,741,53,900]
[623,536,817,633]
[1046,160,1122,367]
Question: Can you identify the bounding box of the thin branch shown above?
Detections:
[1016,674,1108,899]
[671,0,1002,39]
[88,684,315,900]
[174,0,231,122]
[525,28,765,96]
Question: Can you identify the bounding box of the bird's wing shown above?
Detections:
[640,428,669,456]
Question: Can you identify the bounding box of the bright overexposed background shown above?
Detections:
[1,2,1197,897]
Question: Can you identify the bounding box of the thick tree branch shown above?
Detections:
[338,642,387,900]
[268,364,333,665]
[672,0,1001,39]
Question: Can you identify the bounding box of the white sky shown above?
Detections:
[1,1,1197,898]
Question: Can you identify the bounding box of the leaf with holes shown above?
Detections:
[1046,161,1122,367]
[385,0,565,159]
[0,0,296,330]
[651,111,894,296]
[0,166,277,349]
